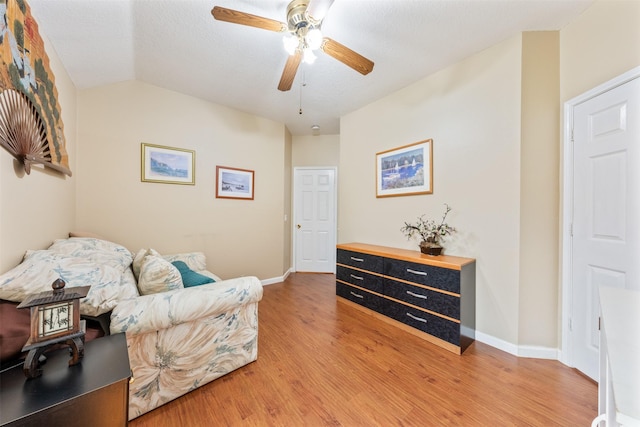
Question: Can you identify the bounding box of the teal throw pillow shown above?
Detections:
[171,261,215,288]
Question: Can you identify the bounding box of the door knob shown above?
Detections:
[297,224,301,229]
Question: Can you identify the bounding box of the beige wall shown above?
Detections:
[518,32,560,347]
[560,0,640,102]
[292,134,340,167]
[76,81,287,281]
[0,33,77,273]
[283,128,293,273]
[340,36,524,344]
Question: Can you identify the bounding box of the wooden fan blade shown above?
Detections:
[321,38,374,75]
[278,52,302,91]
[211,6,286,32]
[306,0,335,23]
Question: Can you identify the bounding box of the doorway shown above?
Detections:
[561,67,640,380]
[293,167,337,273]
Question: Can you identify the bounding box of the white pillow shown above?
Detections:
[132,248,160,280]
[0,250,125,316]
[137,254,183,295]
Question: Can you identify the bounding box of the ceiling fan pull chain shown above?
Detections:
[299,72,306,115]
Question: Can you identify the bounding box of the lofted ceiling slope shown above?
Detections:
[28,0,593,135]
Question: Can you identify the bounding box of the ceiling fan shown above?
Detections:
[211,0,374,91]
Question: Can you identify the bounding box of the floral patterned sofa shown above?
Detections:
[0,237,263,420]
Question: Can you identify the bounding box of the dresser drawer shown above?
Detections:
[384,278,460,319]
[384,259,460,293]
[337,265,383,294]
[384,300,460,346]
[336,282,386,312]
[337,249,384,274]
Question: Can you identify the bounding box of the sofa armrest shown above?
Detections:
[109,276,263,335]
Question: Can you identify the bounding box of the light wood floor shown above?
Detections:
[129,273,597,426]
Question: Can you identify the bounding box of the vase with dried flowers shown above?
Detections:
[400,203,456,256]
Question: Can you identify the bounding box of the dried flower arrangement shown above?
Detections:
[401,203,456,255]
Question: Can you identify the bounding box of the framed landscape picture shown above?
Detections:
[376,139,433,197]
[141,143,195,185]
[216,166,254,200]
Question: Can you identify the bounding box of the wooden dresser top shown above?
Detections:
[337,243,475,271]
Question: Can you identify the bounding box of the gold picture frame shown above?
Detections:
[141,143,195,185]
[376,139,433,197]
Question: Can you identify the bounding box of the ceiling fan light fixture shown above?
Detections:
[303,47,317,64]
[306,28,323,50]
[283,34,299,55]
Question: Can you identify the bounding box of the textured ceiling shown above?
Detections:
[28,0,593,135]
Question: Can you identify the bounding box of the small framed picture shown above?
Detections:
[376,139,433,197]
[216,166,254,200]
[141,143,195,185]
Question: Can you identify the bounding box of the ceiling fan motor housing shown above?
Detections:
[287,0,311,31]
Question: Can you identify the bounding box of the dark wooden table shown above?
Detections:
[1,333,130,426]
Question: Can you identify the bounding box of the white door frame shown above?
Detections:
[292,166,338,273]
[560,66,640,367]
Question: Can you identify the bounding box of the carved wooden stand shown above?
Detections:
[22,330,86,379]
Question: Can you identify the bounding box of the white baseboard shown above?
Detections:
[517,345,560,360]
[475,331,559,360]
[475,331,519,356]
[261,268,292,286]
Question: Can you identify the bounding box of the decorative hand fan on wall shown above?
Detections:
[212,0,374,91]
[0,0,71,176]
[0,89,68,175]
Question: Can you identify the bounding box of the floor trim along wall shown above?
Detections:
[261,268,292,286]
[475,331,559,360]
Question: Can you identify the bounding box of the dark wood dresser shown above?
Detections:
[336,243,476,354]
[1,332,131,426]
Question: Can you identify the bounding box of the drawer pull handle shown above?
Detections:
[406,291,428,299]
[350,274,364,281]
[407,313,427,323]
[350,257,364,262]
[406,268,427,276]
[350,291,364,299]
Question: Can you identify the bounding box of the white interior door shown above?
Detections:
[570,75,639,380]
[293,168,337,273]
